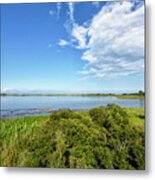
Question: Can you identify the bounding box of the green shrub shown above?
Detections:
[89,104,128,128]
[89,107,107,126]
[106,104,129,125]
[50,109,81,121]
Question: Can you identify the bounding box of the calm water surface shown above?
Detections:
[1,96,144,118]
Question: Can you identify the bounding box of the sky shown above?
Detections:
[1,0,145,93]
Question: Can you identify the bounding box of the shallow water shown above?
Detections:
[1,96,144,118]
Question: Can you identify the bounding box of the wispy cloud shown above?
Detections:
[68,2,75,23]
[63,2,75,34]
[59,2,75,47]
[58,39,69,47]
[56,2,62,19]
[49,10,55,16]
[63,2,88,49]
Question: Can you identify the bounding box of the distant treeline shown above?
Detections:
[0,92,145,99]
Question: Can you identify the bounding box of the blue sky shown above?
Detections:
[1,1,144,93]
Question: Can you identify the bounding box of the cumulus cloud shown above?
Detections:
[58,39,69,47]
[72,24,88,49]
[72,1,144,80]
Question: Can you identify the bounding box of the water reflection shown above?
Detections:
[1,96,144,118]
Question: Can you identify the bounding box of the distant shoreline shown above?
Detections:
[0,93,145,99]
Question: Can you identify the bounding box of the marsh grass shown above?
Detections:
[124,108,144,130]
[0,115,50,166]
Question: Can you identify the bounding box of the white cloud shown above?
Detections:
[71,1,144,80]
[72,24,88,49]
[56,2,62,19]
[62,2,75,41]
[68,2,74,23]
[1,87,10,92]
[1,87,24,92]
[58,39,69,47]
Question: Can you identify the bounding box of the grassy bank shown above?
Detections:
[0,105,144,169]
[115,94,144,99]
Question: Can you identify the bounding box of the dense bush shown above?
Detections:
[89,104,129,129]
[50,109,81,121]
[0,104,145,169]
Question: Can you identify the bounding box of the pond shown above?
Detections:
[1,96,144,118]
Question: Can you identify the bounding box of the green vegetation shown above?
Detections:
[115,94,144,99]
[0,92,144,99]
[0,104,145,169]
